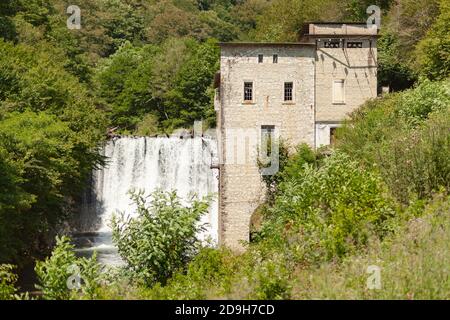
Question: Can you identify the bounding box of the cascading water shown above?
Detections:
[76,136,219,265]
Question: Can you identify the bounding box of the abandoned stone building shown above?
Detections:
[214,22,378,251]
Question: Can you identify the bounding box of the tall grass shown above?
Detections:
[292,194,450,299]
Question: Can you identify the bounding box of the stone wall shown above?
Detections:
[217,28,378,251]
[217,44,316,251]
[315,38,378,122]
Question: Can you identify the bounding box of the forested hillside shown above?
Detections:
[0,0,449,300]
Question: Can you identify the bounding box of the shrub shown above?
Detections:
[377,111,450,203]
[337,79,450,203]
[0,264,18,300]
[292,194,450,299]
[35,236,103,300]
[245,251,292,300]
[415,0,450,80]
[110,190,211,286]
[260,152,396,263]
[394,79,450,126]
[257,139,291,203]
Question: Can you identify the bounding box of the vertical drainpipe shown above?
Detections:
[218,61,224,247]
[314,38,318,150]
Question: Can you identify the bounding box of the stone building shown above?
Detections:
[215,23,378,251]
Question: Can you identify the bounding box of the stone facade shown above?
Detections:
[216,23,378,251]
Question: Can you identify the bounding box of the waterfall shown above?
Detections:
[76,136,219,265]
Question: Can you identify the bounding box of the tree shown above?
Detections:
[385,0,441,65]
[164,38,220,129]
[377,32,416,91]
[0,111,103,263]
[251,0,342,41]
[415,0,450,80]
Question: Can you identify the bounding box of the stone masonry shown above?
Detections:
[216,23,378,251]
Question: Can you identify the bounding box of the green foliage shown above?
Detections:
[260,151,396,263]
[130,194,450,300]
[292,194,450,299]
[251,0,338,42]
[246,253,292,300]
[111,190,210,286]
[135,113,160,136]
[0,111,104,263]
[94,37,219,132]
[35,236,103,300]
[377,32,416,91]
[395,79,450,126]
[342,0,393,21]
[164,38,220,129]
[337,79,450,202]
[0,264,19,300]
[257,139,291,203]
[35,236,78,300]
[415,0,450,80]
[377,110,450,203]
[385,0,441,66]
[140,247,239,299]
[0,36,105,264]
[279,143,319,182]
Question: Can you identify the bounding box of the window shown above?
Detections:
[258,54,263,63]
[260,125,275,163]
[261,125,275,134]
[347,41,363,48]
[330,127,337,145]
[284,82,293,102]
[273,54,278,63]
[324,40,341,48]
[244,82,253,102]
[332,79,345,104]
[261,125,275,149]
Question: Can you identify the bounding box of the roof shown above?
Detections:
[303,21,368,25]
[219,42,315,47]
[300,22,379,38]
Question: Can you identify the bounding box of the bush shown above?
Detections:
[0,111,103,264]
[35,236,103,300]
[337,79,450,203]
[377,111,450,203]
[246,252,292,300]
[260,151,396,263]
[415,0,450,80]
[111,190,211,286]
[292,194,450,299]
[141,248,230,300]
[394,79,450,126]
[257,139,291,203]
[0,264,19,300]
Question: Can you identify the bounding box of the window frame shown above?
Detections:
[260,125,276,152]
[284,82,294,102]
[243,81,254,103]
[332,79,345,104]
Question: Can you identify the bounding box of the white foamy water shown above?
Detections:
[77,137,219,265]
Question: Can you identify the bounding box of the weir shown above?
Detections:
[75,136,219,265]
